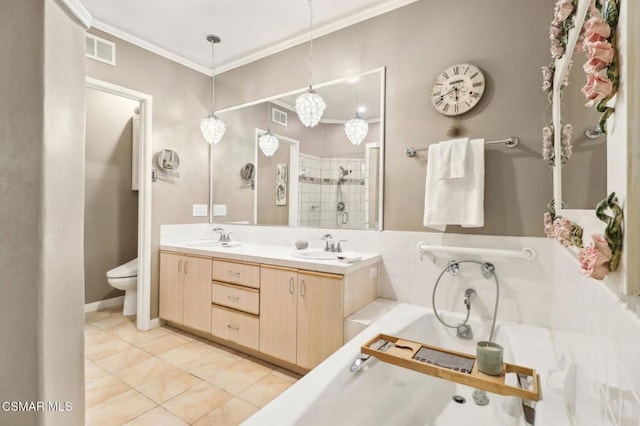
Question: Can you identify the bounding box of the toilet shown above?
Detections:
[106,258,138,316]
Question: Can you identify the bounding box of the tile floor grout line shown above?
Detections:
[85,307,297,425]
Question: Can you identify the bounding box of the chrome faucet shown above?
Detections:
[321,234,334,252]
[213,227,232,242]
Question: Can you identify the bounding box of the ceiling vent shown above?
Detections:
[86,34,116,66]
[272,107,288,127]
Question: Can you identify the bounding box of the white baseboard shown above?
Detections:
[149,318,166,328]
[84,296,124,313]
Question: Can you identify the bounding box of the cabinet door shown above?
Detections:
[159,252,184,323]
[182,255,213,333]
[297,272,344,370]
[259,266,297,364]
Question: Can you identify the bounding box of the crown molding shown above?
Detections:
[59,0,92,29]
[90,0,416,76]
[215,0,417,74]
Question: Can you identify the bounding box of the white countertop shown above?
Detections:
[160,241,381,274]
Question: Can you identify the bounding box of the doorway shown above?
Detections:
[85,77,153,330]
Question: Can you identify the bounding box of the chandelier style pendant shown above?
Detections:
[344,113,369,145]
[259,131,279,157]
[200,35,226,144]
[295,0,325,127]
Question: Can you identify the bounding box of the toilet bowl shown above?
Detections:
[106,258,138,316]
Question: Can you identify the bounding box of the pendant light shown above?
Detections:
[295,0,325,127]
[259,103,280,156]
[344,81,368,145]
[200,35,226,144]
[344,114,369,146]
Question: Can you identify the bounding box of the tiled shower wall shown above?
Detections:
[551,244,640,426]
[298,154,366,229]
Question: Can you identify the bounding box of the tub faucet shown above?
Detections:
[463,288,476,309]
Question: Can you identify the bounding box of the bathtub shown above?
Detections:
[244,303,571,425]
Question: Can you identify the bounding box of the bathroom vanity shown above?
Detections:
[158,242,380,373]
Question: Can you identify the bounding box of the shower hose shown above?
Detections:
[431,260,500,342]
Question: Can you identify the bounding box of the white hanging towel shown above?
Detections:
[437,138,469,180]
[423,139,485,227]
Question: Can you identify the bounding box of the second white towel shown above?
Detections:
[423,139,485,228]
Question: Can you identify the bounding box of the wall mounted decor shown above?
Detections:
[276,163,288,206]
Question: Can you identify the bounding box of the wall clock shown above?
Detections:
[431,63,485,116]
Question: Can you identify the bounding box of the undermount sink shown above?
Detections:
[291,249,338,260]
[186,240,242,248]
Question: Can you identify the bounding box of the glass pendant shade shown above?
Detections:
[259,131,279,156]
[295,90,326,127]
[200,113,226,145]
[344,114,369,145]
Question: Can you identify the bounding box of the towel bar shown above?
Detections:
[417,242,537,260]
[405,137,519,157]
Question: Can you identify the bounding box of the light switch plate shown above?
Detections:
[213,204,227,216]
[192,204,208,217]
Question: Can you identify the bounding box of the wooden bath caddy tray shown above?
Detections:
[361,333,540,401]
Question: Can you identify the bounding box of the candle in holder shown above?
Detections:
[476,341,504,376]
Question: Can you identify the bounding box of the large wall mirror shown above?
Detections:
[210,67,385,230]
[553,1,606,214]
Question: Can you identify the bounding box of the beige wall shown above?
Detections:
[257,145,290,225]
[86,29,212,318]
[85,89,139,304]
[0,0,86,423]
[217,0,559,236]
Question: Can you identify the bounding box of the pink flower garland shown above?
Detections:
[581,6,615,107]
[578,234,612,280]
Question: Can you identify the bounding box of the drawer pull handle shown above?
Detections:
[289,277,294,294]
[227,324,239,331]
[178,259,182,272]
[227,295,240,302]
[228,270,240,276]
[184,260,188,274]
[300,280,306,297]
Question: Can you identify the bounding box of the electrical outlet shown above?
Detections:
[192,204,208,217]
[213,204,227,216]
[369,266,378,278]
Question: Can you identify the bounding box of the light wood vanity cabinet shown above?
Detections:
[259,266,344,370]
[160,249,378,373]
[210,259,261,350]
[159,252,212,333]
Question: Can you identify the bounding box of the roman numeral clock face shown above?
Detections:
[431,63,485,116]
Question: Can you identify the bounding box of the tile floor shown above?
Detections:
[85,306,300,425]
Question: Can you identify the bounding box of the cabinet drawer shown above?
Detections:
[211,306,259,350]
[212,282,260,315]
[212,259,260,288]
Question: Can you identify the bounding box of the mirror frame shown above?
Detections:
[209,66,386,230]
[552,0,603,232]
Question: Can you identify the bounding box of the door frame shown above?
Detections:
[85,77,153,330]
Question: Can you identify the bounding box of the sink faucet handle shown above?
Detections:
[213,227,225,241]
[321,234,333,251]
[336,240,347,252]
[224,231,233,242]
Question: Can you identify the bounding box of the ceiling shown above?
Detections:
[79,0,417,74]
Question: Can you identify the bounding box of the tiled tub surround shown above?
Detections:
[551,244,640,426]
[298,154,367,229]
[161,224,640,425]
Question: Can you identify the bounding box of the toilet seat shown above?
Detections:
[107,258,138,279]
